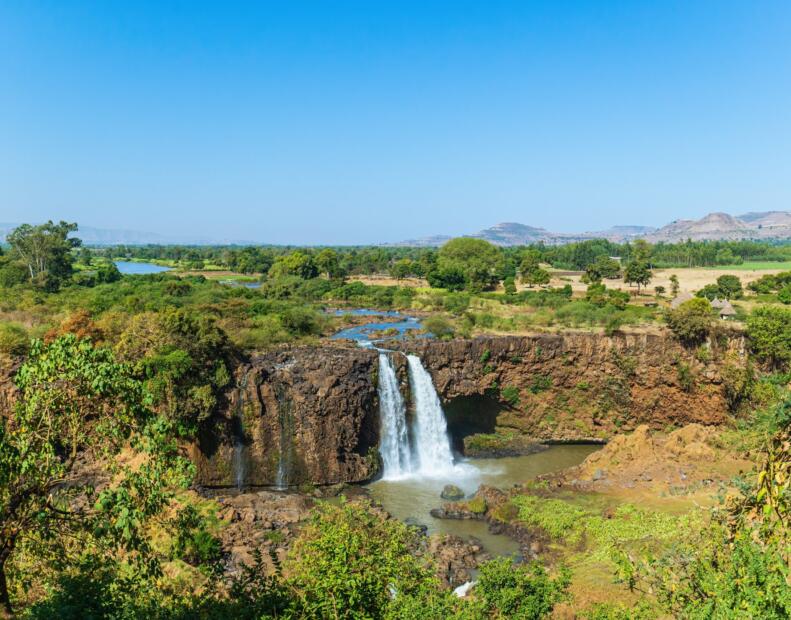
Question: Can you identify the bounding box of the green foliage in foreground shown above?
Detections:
[1,336,191,617]
[21,499,572,620]
[631,426,790,619]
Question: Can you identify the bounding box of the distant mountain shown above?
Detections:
[471,222,556,245]
[646,212,752,242]
[0,224,248,246]
[645,211,791,243]
[388,211,791,247]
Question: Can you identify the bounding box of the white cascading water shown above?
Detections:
[406,354,456,475]
[377,353,413,478]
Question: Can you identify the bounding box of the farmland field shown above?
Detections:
[713,261,791,271]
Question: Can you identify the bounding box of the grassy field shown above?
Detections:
[713,261,791,271]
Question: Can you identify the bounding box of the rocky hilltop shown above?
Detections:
[194,330,748,487]
[387,210,791,246]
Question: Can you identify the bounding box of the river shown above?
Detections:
[367,445,599,556]
[114,260,172,274]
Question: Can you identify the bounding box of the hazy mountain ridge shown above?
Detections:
[3,210,791,247]
[390,211,791,247]
[0,224,254,246]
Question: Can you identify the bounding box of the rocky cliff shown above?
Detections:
[194,331,748,486]
[193,345,380,487]
[392,332,747,453]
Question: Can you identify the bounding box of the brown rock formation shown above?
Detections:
[194,331,748,486]
[393,332,747,447]
[193,345,380,487]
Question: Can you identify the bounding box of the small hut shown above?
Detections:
[717,300,736,320]
[670,291,693,309]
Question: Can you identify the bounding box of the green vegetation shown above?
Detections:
[746,305,791,368]
[665,297,715,344]
[0,336,191,616]
[697,274,743,300]
[3,222,791,616]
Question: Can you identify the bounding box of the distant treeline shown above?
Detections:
[97,238,791,275]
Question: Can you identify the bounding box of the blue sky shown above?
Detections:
[1,1,790,244]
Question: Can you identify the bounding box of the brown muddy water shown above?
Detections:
[366,445,601,557]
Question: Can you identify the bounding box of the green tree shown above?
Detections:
[390,258,415,281]
[115,309,233,433]
[630,239,652,263]
[438,238,503,292]
[584,256,621,283]
[6,221,81,290]
[623,261,652,293]
[284,501,438,618]
[0,336,190,616]
[315,248,345,280]
[669,274,680,297]
[269,251,319,280]
[746,305,791,368]
[715,274,743,299]
[427,265,467,291]
[665,298,714,344]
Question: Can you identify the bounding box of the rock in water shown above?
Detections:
[440,484,465,500]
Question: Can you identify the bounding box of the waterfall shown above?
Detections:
[378,353,413,478]
[232,371,249,490]
[376,351,459,478]
[406,355,455,475]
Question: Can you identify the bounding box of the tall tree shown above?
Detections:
[436,238,503,292]
[6,221,80,289]
[624,260,652,293]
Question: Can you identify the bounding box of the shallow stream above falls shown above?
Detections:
[328,309,425,346]
[366,445,600,557]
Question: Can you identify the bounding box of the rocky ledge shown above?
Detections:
[392,331,747,449]
[192,345,380,487]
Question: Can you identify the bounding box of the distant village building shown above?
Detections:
[671,293,736,319]
[711,298,737,320]
[670,291,694,309]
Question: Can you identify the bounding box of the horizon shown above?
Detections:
[2,2,790,244]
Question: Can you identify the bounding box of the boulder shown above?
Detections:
[440,484,465,501]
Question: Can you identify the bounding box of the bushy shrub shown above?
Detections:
[0,322,29,355]
[665,298,714,344]
[284,501,437,618]
[423,316,455,340]
[747,305,791,368]
[474,557,570,619]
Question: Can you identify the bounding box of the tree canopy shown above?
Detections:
[436,238,503,292]
[6,221,80,290]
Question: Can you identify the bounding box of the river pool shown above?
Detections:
[367,445,600,557]
[114,260,172,274]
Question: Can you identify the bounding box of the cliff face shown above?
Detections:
[194,331,748,486]
[193,346,380,488]
[393,332,747,446]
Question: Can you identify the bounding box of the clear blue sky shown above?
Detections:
[1,2,790,244]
